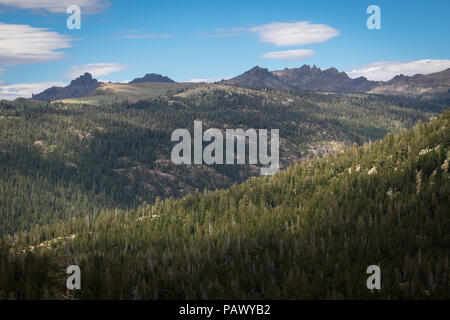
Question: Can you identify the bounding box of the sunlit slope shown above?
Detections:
[54,82,201,105]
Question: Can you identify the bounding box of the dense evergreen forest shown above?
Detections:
[0,109,448,299]
[0,86,437,236]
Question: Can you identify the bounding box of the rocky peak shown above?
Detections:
[129,73,175,84]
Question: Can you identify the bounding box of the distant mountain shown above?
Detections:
[222,65,378,93]
[222,66,290,90]
[129,73,175,84]
[32,73,101,102]
[368,68,450,97]
[31,67,450,103]
[221,65,450,97]
[273,65,378,92]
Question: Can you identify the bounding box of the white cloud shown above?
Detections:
[347,59,450,81]
[250,22,339,46]
[0,68,3,75]
[0,23,72,66]
[0,81,66,100]
[261,49,314,61]
[0,0,110,14]
[65,63,128,79]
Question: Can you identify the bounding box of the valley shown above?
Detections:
[1,110,448,299]
[0,83,435,236]
[1,0,448,304]
[0,65,448,300]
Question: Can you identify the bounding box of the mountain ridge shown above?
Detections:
[221,64,450,97]
[368,68,450,97]
[30,66,450,102]
[221,64,378,93]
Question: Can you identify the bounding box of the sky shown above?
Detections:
[0,0,449,99]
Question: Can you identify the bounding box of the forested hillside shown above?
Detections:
[1,111,448,299]
[0,87,435,235]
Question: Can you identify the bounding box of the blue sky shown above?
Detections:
[0,0,449,99]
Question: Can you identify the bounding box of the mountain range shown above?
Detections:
[222,65,378,93]
[368,68,450,97]
[30,65,450,103]
[222,65,450,97]
[32,72,176,102]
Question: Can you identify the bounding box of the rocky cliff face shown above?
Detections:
[32,73,101,102]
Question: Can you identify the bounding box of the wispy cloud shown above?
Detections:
[65,63,128,79]
[261,49,315,61]
[0,0,110,14]
[249,21,339,46]
[347,59,450,81]
[0,23,72,66]
[0,81,66,100]
[215,21,339,46]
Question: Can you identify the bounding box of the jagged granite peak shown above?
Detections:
[223,64,377,93]
[129,73,175,84]
[32,73,101,102]
[70,72,99,86]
